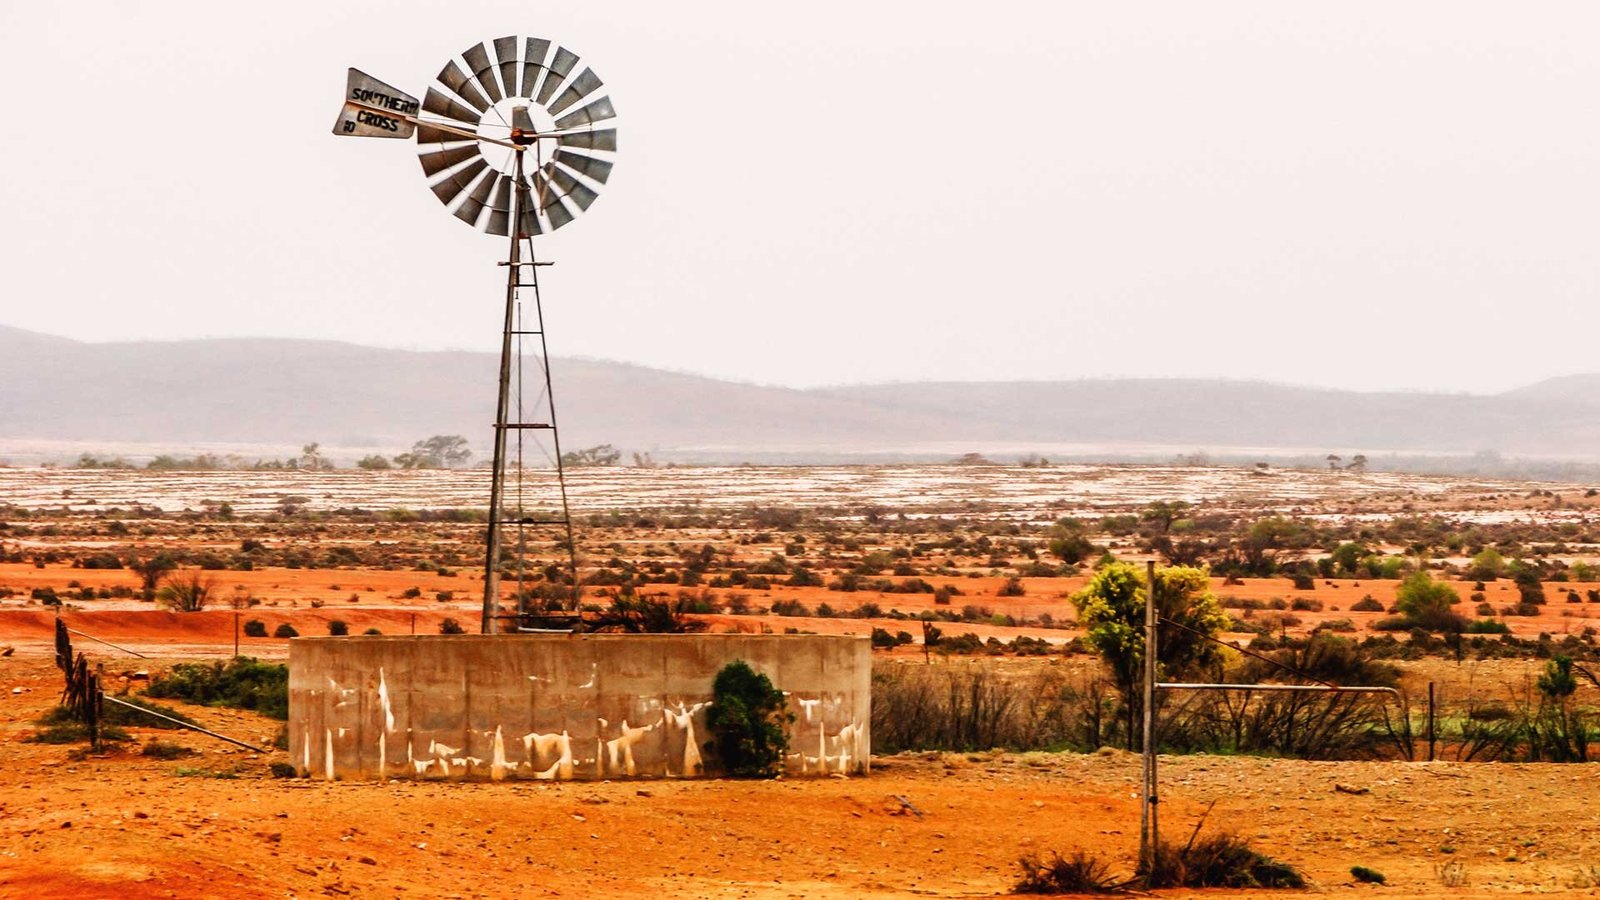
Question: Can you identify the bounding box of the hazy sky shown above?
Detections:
[2,2,1596,394]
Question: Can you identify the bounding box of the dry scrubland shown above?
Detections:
[8,463,1600,896]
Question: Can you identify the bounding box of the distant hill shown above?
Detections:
[3,324,1599,463]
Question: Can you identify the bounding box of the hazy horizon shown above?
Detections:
[0,320,1567,398]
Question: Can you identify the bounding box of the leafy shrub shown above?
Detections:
[272,624,298,638]
[327,619,349,636]
[1351,596,1384,612]
[998,577,1026,597]
[705,660,793,778]
[243,619,267,637]
[146,658,289,719]
[363,627,382,635]
[439,617,466,634]
[1466,619,1510,634]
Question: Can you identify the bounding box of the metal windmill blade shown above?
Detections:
[413,35,618,237]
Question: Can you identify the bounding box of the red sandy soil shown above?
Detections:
[2,563,1596,657]
[3,652,1598,899]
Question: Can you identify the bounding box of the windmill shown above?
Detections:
[332,37,617,634]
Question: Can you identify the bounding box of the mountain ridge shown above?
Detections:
[2,325,1597,462]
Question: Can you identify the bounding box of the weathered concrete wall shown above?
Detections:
[289,634,870,781]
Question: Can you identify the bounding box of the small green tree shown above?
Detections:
[1071,563,1228,749]
[1466,548,1506,582]
[706,660,793,777]
[1394,572,1464,632]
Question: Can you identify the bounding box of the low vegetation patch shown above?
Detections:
[145,658,288,720]
[1014,850,1123,894]
[141,740,197,759]
[1147,832,1305,889]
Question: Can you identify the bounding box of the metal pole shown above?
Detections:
[233,611,240,658]
[1141,559,1158,874]
[481,147,526,635]
[100,694,273,753]
[1427,681,1436,762]
[65,626,150,660]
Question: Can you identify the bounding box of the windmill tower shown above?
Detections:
[332,38,617,634]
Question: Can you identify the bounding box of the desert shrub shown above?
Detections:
[1147,832,1304,889]
[242,619,267,637]
[327,619,349,636]
[1288,572,1316,591]
[769,598,810,617]
[870,627,914,650]
[363,627,382,635]
[269,761,299,778]
[1351,866,1386,884]
[872,663,1107,752]
[706,660,792,778]
[590,593,709,633]
[998,577,1026,597]
[79,553,123,570]
[155,571,216,612]
[438,617,466,634]
[273,623,299,638]
[1466,619,1510,634]
[1014,851,1121,894]
[1161,636,1400,760]
[146,658,289,719]
[1351,596,1384,612]
[786,567,823,587]
[1475,602,1495,616]
[1515,568,1545,605]
[1290,596,1324,612]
